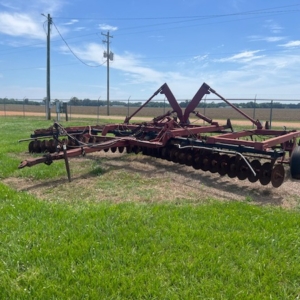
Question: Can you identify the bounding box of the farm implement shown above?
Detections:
[18,82,300,188]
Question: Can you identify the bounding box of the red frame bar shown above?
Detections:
[207,130,300,151]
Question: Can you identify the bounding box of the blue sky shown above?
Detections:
[0,0,299,101]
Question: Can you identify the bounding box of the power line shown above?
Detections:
[0,33,99,55]
[52,9,300,38]
[0,5,298,66]
[53,3,300,20]
[0,61,95,72]
[48,8,300,39]
[0,6,298,57]
[50,6,300,40]
[114,10,299,36]
[52,20,106,67]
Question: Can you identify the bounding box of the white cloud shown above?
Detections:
[0,0,66,40]
[59,43,189,88]
[0,1,19,10]
[0,0,64,15]
[216,50,264,63]
[279,40,300,48]
[264,20,283,34]
[204,51,300,98]
[57,40,300,99]
[193,55,208,62]
[248,35,285,43]
[99,24,118,31]
[148,35,164,42]
[63,19,78,26]
[60,43,105,64]
[112,53,165,84]
[265,36,284,42]
[0,12,45,39]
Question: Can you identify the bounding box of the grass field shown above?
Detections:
[1,116,300,299]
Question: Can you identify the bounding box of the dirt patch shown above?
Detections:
[4,151,300,209]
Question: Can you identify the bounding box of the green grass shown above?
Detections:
[1,116,300,299]
[0,116,118,180]
[1,183,300,299]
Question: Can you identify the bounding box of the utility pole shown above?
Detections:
[46,13,51,120]
[101,31,113,116]
[42,13,52,120]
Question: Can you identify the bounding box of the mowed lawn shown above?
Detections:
[0,117,300,299]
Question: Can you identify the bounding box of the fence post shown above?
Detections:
[269,100,273,129]
[63,103,68,121]
[69,103,72,121]
[23,99,25,117]
[4,98,6,117]
[97,97,101,124]
[127,96,131,117]
[252,95,256,128]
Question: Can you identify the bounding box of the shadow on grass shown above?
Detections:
[12,152,298,207]
[85,153,287,207]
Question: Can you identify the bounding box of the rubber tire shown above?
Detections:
[290,146,300,179]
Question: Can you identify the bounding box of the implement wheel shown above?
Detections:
[290,146,300,179]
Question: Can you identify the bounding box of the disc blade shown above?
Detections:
[227,156,238,178]
[248,159,261,183]
[218,154,229,176]
[259,162,272,186]
[271,164,285,188]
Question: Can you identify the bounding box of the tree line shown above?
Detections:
[1,97,300,109]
